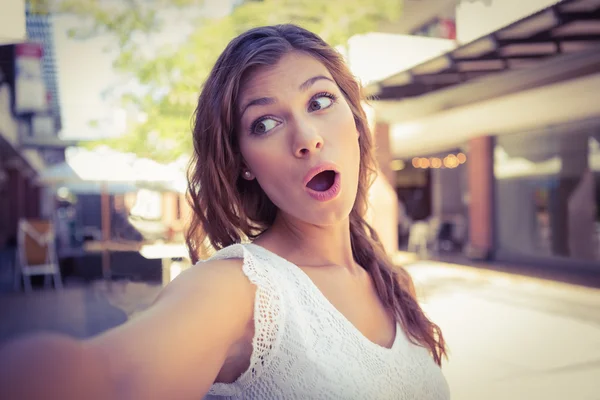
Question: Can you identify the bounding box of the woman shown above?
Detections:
[0,24,448,399]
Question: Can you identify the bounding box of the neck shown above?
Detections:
[255,211,360,274]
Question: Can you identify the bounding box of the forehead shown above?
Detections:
[239,52,333,102]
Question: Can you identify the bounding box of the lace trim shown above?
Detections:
[206,244,285,397]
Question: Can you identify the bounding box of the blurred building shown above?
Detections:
[368,0,600,271]
[0,3,74,250]
[0,1,26,45]
[25,7,63,140]
[378,0,458,41]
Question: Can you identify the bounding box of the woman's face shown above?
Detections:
[237,51,361,227]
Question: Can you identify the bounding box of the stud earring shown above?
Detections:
[243,170,252,179]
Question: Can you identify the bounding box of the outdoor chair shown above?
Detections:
[15,219,63,292]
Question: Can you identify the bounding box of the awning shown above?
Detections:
[0,134,50,178]
[367,0,600,101]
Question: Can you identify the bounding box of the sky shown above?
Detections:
[53,14,122,140]
[52,0,236,140]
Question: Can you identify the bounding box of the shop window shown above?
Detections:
[494,129,600,263]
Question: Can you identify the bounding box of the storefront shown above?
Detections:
[0,15,71,264]
[494,121,600,269]
[368,0,600,268]
[393,148,470,251]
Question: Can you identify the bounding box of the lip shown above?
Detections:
[303,162,342,202]
[303,162,340,187]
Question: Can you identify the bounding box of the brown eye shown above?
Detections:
[308,95,334,112]
[255,122,266,134]
[251,117,280,135]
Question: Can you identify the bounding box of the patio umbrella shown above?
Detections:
[38,148,188,279]
[37,149,142,279]
[131,158,187,194]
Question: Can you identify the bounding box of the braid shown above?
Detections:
[349,212,447,366]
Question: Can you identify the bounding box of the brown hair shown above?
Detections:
[186,24,446,365]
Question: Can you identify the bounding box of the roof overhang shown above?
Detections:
[19,136,78,149]
[367,0,600,102]
[388,72,600,158]
[374,46,600,124]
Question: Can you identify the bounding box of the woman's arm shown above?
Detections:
[0,258,255,400]
[0,332,113,400]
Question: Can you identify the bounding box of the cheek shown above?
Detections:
[333,100,358,134]
[240,138,288,183]
[335,107,360,151]
[239,136,264,170]
[335,107,361,175]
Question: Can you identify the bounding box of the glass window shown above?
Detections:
[494,128,600,263]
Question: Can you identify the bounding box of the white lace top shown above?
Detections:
[202,243,450,400]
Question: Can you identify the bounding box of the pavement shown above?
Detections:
[1,252,599,399]
[0,279,162,344]
[398,252,600,400]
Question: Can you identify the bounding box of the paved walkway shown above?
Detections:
[400,254,600,400]
[0,280,161,344]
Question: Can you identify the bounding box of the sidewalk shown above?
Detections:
[0,279,162,345]
[397,252,600,400]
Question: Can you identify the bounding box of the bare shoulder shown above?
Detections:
[158,257,255,304]
[138,256,258,342]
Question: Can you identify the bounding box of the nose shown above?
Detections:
[292,120,323,158]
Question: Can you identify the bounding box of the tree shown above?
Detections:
[35,0,403,162]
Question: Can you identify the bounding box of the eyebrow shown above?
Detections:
[298,75,335,92]
[239,75,335,118]
[240,97,277,119]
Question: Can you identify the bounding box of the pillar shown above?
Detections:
[162,192,178,224]
[466,136,494,259]
[368,121,399,256]
[374,122,395,186]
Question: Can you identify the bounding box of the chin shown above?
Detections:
[297,200,355,227]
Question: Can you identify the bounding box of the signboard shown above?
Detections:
[413,17,457,40]
[0,42,68,151]
[14,42,48,114]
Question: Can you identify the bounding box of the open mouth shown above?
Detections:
[306,170,336,192]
